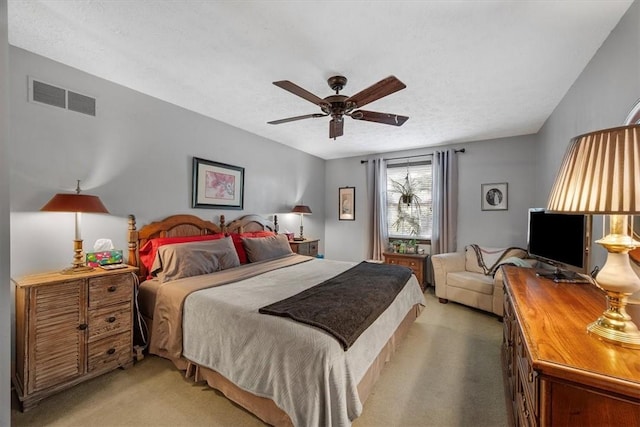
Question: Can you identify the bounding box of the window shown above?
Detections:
[386,161,432,240]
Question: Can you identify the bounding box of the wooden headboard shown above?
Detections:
[128,214,225,280]
[226,214,278,234]
[127,213,278,280]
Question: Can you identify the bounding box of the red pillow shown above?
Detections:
[229,231,275,264]
[139,234,225,275]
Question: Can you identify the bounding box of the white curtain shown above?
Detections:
[367,158,388,261]
[432,149,458,255]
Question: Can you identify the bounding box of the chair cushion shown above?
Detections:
[447,271,495,295]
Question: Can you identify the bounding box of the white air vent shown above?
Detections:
[28,77,96,117]
[32,80,66,108]
[68,91,96,116]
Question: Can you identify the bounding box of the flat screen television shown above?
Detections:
[527,208,591,277]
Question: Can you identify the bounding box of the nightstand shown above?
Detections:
[12,266,137,410]
[289,239,319,256]
[383,252,429,291]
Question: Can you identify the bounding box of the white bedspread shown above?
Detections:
[182,258,424,427]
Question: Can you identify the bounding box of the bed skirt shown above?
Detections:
[167,303,423,426]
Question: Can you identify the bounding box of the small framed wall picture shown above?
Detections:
[481,182,508,211]
[192,157,244,209]
[339,187,355,220]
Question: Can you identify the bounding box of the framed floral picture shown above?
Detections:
[339,187,355,220]
[481,182,508,211]
[192,157,244,209]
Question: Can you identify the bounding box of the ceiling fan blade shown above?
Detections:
[273,80,328,106]
[268,113,327,125]
[329,118,344,139]
[346,76,406,109]
[350,110,409,126]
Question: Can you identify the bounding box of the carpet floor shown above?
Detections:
[11,289,508,427]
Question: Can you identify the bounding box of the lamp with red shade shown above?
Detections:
[40,180,109,274]
[291,204,312,241]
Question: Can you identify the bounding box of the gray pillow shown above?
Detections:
[242,234,293,262]
[152,237,240,283]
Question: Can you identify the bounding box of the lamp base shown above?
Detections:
[61,264,95,275]
[587,291,640,349]
[293,237,305,241]
[587,235,640,349]
[61,238,94,274]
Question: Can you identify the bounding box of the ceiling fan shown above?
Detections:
[268,75,409,139]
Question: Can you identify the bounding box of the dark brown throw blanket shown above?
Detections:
[259,261,413,350]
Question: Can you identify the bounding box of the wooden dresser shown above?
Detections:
[383,252,429,291]
[501,266,640,426]
[13,266,137,410]
[289,238,319,257]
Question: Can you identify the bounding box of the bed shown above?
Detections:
[127,213,424,426]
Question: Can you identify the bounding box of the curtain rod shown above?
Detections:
[359,148,465,164]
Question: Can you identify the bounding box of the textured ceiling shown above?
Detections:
[7,1,634,160]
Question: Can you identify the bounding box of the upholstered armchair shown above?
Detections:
[431,245,531,317]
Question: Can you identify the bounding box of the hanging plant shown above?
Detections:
[389,173,422,235]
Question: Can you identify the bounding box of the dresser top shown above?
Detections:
[13,265,138,287]
[383,252,428,259]
[503,266,640,396]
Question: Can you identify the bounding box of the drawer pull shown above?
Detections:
[107,286,117,292]
[106,348,116,355]
[107,316,116,323]
[78,323,88,330]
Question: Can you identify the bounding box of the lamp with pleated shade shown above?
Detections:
[547,124,640,348]
[41,180,109,274]
[291,204,312,241]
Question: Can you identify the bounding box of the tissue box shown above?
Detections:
[86,250,123,267]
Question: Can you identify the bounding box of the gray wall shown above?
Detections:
[9,47,326,277]
[324,156,370,261]
[457,135,537,249]
[536,0,640,270]
[324,134,537,261]
[1,0,10,424]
